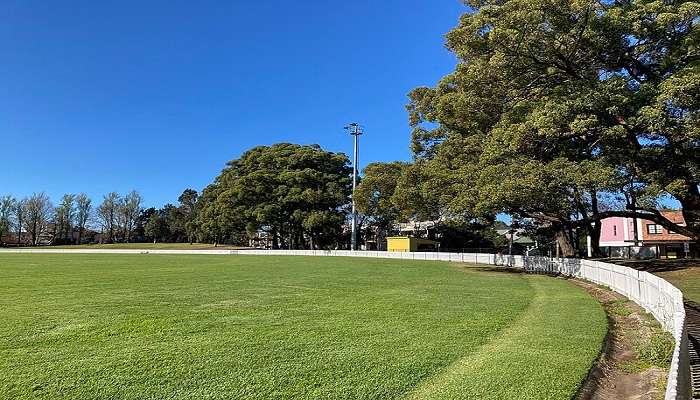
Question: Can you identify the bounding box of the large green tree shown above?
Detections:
[144,208,171,244]
[408,0,699,255]
[355,162,407,239]
[139,190,200,244]
[178,189,199,244]
[196,143,352,249]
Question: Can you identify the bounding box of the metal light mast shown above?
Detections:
[345,123,363,251]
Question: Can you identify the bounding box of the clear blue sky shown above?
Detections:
[0,0,466,207]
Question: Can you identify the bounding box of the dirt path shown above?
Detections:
[574,280,671,400]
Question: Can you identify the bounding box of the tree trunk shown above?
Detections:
[555,230,575,258]
[271,227,279,250]
[589,220,603,258]
[680,186,700,242]
[589,191,603,257]
[31,221,37,246]
[568,228,578,257]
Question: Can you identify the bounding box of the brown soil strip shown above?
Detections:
[573,279,670,400]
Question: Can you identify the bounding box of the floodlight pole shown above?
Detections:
[345,123,363,251]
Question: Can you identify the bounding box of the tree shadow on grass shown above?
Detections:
[605,258,699,273]
[470,265,525,274]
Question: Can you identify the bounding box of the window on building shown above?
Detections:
[647,224,663,234]
[613,226,617,236]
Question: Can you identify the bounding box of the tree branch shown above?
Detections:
[566,209,697,239]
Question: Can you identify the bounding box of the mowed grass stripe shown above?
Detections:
[0,255,606,399]
[407,275,607,400]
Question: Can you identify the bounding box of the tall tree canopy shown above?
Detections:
[355,162,408,231]
[408,0,700,254]
[196,143,352,249]
[141,189,200,244]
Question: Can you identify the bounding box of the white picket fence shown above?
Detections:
[0,248,690,399]
[519,256,689,400]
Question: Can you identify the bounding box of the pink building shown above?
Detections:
[599,211,696,259]
[599,216,638,246]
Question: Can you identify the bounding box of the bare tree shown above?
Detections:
[119,191,143,242]
[0,195,16,244]
[54,194,76,244]
[25,192,53,246]
[75,193,92,245]
[97,192,120,243]
[14,198,27,245]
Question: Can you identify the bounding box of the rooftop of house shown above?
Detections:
[658,210,686,225]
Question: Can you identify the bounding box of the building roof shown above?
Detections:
[496,228,532,242]
[513,236,536,245]
[395,221,437,232]
[659,210,686,225]
[640,211,691,242]
[386,236,439,244]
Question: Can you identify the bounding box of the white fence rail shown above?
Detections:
[0,248,690,399]
[521,256,690,400]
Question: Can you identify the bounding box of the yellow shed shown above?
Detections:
[386,237,439,252]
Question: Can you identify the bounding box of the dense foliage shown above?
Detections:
[194,143,352,249]
[407,0,700,254]
[354,161,407,244]
[3,0,698,254]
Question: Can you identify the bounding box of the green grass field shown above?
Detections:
[613,259,700,304]
[655,265,700,304]
[28,243,244,250]
[0,254,607,400]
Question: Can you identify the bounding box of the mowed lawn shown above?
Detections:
[0,254,607,400]
[616,259,700,304]
[28,243,244,250]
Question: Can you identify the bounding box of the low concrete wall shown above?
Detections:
[0,248,690,399]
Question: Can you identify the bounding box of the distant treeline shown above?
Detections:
[0,144,359,249]
[0,191,144,246]
[0,142,517,250]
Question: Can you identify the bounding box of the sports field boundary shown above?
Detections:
[0,248,690,399]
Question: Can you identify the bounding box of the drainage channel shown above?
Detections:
[684,302,700,399]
